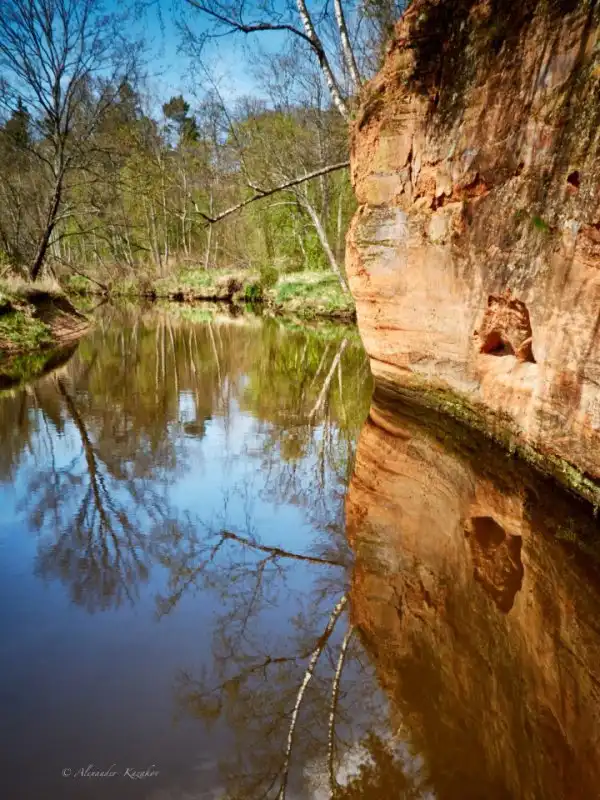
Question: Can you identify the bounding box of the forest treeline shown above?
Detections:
[0,0,405,292]
[0,85,352,287]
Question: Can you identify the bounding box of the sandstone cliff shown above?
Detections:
[346,391,600,799]
[347,0,600,485]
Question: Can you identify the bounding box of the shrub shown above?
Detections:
[259,265,279,289]
[66,274,92,294]
[244,282,264,302]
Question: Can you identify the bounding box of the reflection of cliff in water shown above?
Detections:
[346,387,600,800]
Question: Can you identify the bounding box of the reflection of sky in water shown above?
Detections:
[0,310,379,799]
[3,305,595,798]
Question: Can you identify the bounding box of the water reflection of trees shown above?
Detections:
[0,305,371,619]
[161,507,427,799]
[239,321,370,532]
[28,375,175,611]
[0,306,429,794]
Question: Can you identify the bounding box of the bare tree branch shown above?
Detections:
[184,0,314,47]
[193,160,349,225]
[309,339,349,419]
[219,529,346,568]
[328,623,355,794]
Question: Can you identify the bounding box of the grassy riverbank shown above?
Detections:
[0,269,353,386]
[0,279,89,350]
[0,279,90,387]
[67,269,356,322]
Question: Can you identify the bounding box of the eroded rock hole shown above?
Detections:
[567,170,580,190]
[480,330,515,357]
[478,294,536,363]
[466,516,524,613]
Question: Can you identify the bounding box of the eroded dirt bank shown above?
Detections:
[0,283,89,389]
[347,0,600,479]
[0,284,89,352]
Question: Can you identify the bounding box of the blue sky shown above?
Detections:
[128,0,287,108]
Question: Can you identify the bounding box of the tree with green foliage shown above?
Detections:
[163,94,200,145]
[0,0,141,280]
[0,0,403,291]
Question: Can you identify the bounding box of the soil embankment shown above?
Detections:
[0,282,90,389]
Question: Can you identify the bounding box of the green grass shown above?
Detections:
[0,310,54,350]
[275,315,360,342]
[532,215,551,233]
[155,269,215,293]
[0,349,51,381]
[272,272,355,318]
[65,274,95,294]
[64,266,356,321]
[153,267,254,297]
[152,267,355,318]
[244,282,264,302]
[110,277,148,296]
[513,211,553,235]
[68,293,98,314]
[162,304,216,324]
[0,344,77,393]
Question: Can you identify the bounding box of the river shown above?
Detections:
[0,304,599,800]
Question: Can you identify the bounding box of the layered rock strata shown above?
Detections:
[347,0,600,480]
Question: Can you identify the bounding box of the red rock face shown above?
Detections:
[346,392,600,799]
[347,0,600,480]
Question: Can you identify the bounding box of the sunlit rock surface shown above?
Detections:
[347,0,600,479]
[346,389,600,799]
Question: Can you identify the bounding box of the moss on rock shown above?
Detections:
[373,374,600,506]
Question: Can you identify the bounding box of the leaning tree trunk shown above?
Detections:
[295,0,349,120]
[30,178,63,281]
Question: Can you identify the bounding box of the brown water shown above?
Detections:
[0,304,599,800]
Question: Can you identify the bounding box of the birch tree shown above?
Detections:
[182,0,406,118]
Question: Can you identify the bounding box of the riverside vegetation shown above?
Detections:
[4,0,599,492]
[0,0,404,350]
[0,278,89,389]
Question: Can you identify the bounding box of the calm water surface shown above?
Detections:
[1,304,600,800]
